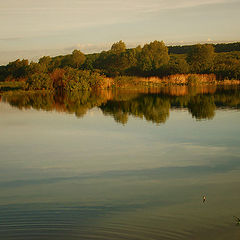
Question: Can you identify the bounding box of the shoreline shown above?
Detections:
[1,74,240,95]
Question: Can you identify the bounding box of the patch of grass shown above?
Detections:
[0,81,26,92]
[1,89,52,96]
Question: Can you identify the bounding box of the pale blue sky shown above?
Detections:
[0,0,240,64]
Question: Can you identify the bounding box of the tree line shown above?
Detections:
[168,42,240,54]
[0,40,240,92]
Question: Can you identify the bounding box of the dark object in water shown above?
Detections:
[233,216,240,224]
[203,196,206,203]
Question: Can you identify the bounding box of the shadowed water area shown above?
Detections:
[0,85,240,240]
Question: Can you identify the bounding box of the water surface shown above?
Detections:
[0,86,240,239]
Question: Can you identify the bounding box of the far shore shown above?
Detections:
[0,74,240,95]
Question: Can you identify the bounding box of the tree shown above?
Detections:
[27,73,53,90]
[61,55,73,68]
[28,62,46,75]
[6,59,29,79]
[0,66,8,81]
[187,44,215,73]
[138,41,169,73]
[51,56,64,70]
[214,53,240,79]
[72,50,86,68]
[38,56,52,72]
[110,40,126,54]
[50,68,66,90]
[168,57,189,74]
[82,53,99,70]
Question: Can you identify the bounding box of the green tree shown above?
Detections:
[110,40,126,54]
[83,53,100,70]
[61,55,73,68]
[27,73,53,90]
[214,53,240,79]
[187,44,215,73]
[38,56,52,72]
[51,56,64,70]
[138,41,169,73]
[6,59,29,79]
[72,50,86,68]
[168,56,189,74]
[28,62,46,75]
[62,68,90,92]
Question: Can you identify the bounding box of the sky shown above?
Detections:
[0,0,240,64]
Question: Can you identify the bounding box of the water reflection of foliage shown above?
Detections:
[3,91,110,118]
[188,95,216,120]
[3,93,55,111]
[1,86,240,124]
[214,87,240,107]
[100,95,170,124]
[100,86,240,123]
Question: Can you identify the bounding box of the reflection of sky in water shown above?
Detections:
[0,97,240,240]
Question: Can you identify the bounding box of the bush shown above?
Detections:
[27,73,53,90]
[63,68,91,92]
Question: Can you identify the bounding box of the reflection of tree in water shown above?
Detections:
[100,95,170,125]
[100,86,240,124]
[3,93,55,111]
[141,96,170,124]
[214,87,240,108]
[3,91,109,118]
[188,95,216,120]
[186,86,240,120]
[113,111,129,124]
[1,85,240,124]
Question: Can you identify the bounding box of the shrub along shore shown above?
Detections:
[0,41,240,93]
[1,74,239,95]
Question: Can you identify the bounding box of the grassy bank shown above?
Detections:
[0,82,52,96]
[113,74,240,89]
[1,74,239,95]
[0,81,26,92]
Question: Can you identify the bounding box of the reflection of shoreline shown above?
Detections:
[2,85,240,124]
[107,85,218,97]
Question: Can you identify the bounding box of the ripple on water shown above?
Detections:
[0,204,238,240]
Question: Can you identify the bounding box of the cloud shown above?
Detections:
[0,43,111,65]
[140,0,236,12]
[0,49,67,65]
[65,43,112,53]
[1,0,235,11]
[0,0,238,43]
[0,37,24,42]
[0,0,239,58]
[1,2,236,31]
[2,0,237,16]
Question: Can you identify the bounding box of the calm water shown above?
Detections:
[0,86,240,240]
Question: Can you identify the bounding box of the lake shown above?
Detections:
[0,85,240,240]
